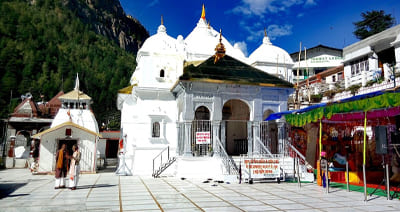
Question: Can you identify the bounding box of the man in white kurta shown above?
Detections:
[68,144,81,190]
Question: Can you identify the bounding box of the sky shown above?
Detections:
[120,0,400,56]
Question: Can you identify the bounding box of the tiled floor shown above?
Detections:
[1,169,400,211]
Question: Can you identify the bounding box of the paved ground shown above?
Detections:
[1,169,400,212]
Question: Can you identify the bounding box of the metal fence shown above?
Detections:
[191,120,212,156]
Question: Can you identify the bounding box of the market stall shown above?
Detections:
[267,89,400,200]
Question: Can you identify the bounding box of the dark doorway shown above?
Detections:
[223,99,250,156]
[58,139,77,156]
[106,139,118,158]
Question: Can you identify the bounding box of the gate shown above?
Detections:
[191,120,212,156]
[260,121,288,154]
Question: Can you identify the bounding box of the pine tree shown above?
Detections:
[353,10,395,40]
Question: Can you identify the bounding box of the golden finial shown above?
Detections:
[201,4,206,20]
[264,27,267,37]
[161,15,163,25]
[214,29,226,64]
[208,21,210,29]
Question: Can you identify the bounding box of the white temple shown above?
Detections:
[117,5,295,178]
[32,75,100,173]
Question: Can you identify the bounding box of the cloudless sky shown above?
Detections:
[120,0,400,56]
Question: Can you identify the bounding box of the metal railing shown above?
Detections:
[152,146,173,177]
[285,140,314,171]
[255,137,273,157]
[214,137,239,175]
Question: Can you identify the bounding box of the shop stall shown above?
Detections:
[267,89,400,200]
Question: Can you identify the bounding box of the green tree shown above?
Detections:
[0,0,147,127]
[353,10,395,40]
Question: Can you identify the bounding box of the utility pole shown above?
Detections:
[295,42,302,109]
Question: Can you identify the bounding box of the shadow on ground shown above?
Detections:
[0,182,28,199]
[76,184,116,189]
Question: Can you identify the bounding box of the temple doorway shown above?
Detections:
[192,106,211,156]
[58,139,77,156]
[223,99,250,155]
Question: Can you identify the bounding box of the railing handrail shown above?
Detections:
[154,146,169,160]
[285,140,314,170]
[255,137,273,157]
[215,137,239,175]
[152,146,170,175]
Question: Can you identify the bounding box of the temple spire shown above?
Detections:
[201,4,206,20]
[263,27,272,45]
[74,73,79,91]
[214,29,226,63]
[157,15,166,33]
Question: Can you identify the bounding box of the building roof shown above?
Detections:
[58,74,91,101]
[32,120,102,139]
[298,65,344,86]
[179,54,293,88]
[118,84,135,94]
[290,44,343,57]
[343,24,400,57]
[11,98,39,118]
[58,90,91,101]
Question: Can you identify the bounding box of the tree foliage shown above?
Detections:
[353,10,395,40]
[0,0,144,129]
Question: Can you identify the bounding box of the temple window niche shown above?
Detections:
[160,69,165,78]
[156,69,166,82]
[149,115,166,142]
[152,122,160,138]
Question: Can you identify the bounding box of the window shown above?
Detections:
[332,75,336,82]
[160,69,165,78]
[152,122,160,138]
[350,57,369,76]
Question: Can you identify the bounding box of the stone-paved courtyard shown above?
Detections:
[1,169,400,211]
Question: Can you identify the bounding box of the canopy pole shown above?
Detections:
[363,111,368,201]
[319,119,322,160]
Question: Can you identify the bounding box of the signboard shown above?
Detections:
[196,132,210,144]
[244,158,280,179]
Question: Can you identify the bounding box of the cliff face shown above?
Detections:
[64,0,149,54]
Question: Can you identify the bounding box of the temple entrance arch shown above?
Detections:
[192,106,212,156]
[261,109,278,154]
[195,106,210,120]
[222,99,250,155]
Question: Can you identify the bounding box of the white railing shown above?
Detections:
[255,137,273,157]
[214,137,238,175]
[285,141,314,171]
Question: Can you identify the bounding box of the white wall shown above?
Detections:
[37,125,97,173]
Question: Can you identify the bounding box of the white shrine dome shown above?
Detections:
[184,15,245,61]
[138,23,180,57]
[248,35,294,65]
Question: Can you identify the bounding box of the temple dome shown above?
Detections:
[184,10,244,61]
[248,35,293,65]
[138,23,180,57]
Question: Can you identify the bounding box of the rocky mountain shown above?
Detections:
[63,0,149,53]
[0,0,148,128]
